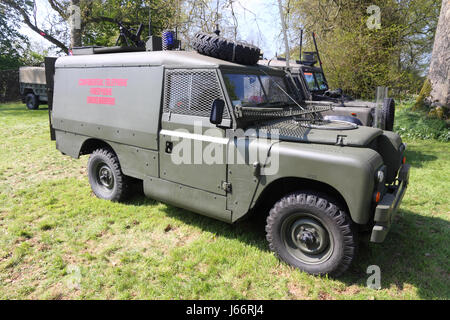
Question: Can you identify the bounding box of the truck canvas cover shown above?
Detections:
[19,67,46,84]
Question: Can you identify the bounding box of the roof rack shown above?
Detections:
[72,46,146,55]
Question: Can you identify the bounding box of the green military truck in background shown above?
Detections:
[19,66,48,110]
[44,33,410,277]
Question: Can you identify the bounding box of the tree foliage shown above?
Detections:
[0,1,30,69]
[79,0,180,47]
[286,0,442,99]
[1,0,181,54]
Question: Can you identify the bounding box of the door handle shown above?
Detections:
[165,141,173,154]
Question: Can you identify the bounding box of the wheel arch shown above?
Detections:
[251,177,351,221]
[79,138,116,157]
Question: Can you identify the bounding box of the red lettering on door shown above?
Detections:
[87,96,115,105]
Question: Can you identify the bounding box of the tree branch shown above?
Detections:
[4,0,69,54]
[47,0,68,20]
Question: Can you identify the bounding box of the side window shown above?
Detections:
[164,70,230,118]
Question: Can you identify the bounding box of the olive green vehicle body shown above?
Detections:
[51,50,408,242]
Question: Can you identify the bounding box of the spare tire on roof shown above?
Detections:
[192,32,261,65]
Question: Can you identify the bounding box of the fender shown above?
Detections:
[248,140,383,225]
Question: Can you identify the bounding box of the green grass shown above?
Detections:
[394,100,449,142]
[0,102,449,300]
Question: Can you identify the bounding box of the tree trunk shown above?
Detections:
[428,0,450,107]
[70,0,82,48]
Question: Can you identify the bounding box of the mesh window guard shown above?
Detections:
[163,69,230,119]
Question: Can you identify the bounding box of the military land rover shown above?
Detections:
[19,66,48,109]
[46,40,409,276]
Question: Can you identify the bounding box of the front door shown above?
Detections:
[159,69,232,196]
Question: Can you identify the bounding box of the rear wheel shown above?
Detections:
[25,93,39,110]
[265,191,357,277]
[87,148,129,202]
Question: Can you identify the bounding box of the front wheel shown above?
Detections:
[265,192,357,277]
[87,148,129,202]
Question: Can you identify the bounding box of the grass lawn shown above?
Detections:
[0,102,449,300]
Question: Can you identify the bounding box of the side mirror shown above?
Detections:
[210,99,225,125]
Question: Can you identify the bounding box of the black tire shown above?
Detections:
[25,93,39,110]
[191,32,261,65]
[382,98,395,131]
[265,191,357,277]
[87,148,129,202]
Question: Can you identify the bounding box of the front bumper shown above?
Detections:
[370,164,410,243]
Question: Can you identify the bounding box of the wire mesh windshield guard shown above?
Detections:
[235,104,333,120]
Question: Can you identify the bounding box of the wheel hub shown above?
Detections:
[298,229,316,246]
[98,165,114,189]
[291,218,329,255]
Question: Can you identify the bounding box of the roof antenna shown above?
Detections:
[299,28,303,62]
[214,0,220,35]
[312,32,328,86]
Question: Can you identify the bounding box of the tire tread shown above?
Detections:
[265,191,357,277]
[88,148,129,202]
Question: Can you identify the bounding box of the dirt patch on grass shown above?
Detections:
[287,281,309,299]
[335,284,361,295]
[85,227,202,264]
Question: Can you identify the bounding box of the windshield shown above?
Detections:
[222,73,291,108]
[303,72,318,91]
[303,71,328,91]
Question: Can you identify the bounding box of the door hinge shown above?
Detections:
[221,181,232,192]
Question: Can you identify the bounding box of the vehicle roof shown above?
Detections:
[55,50,281,73]
[258,59,302,71]
[19,67,46,84]
[258,59,323,74]
[19,66,45,71]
